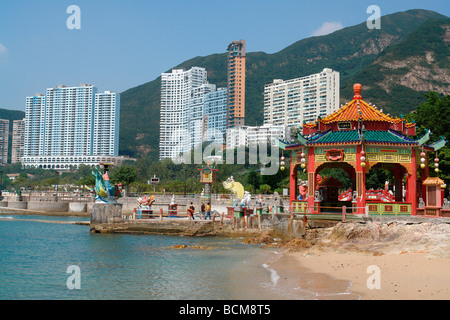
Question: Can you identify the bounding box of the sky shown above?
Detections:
[0,0,448,111]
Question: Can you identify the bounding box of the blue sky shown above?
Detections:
[0,0,448,111]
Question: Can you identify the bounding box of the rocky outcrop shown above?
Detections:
[318,221,450,258]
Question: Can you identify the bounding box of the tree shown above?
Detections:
[110,165,137,185]
[409,92,450,190]
[259,184,272,194]
[246,169,260,192]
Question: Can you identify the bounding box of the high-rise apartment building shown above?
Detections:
[43,84,96,156]
[226,126,248,150]
[22,84,122,170]
[246,124,288,147]
[263,68,340,127]
[159,67,227,161]
[93,91,120,156]
[160,68,208,160]
[24,94,45,157]
[226,124,288,150]
[227,40,246,128]
[202,88,228,144]
[11,118,25,164]
[0,119,9,165]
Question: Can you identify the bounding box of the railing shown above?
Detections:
[290,200,368,222]
[126,208,223,221]
[1,192,94,203]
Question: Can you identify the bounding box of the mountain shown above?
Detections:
[341,17,450,115]
[119,9,448,158]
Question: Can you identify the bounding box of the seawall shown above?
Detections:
[89,202,339,238]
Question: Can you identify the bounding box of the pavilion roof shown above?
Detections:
[307,129,416,145]
[303,84,415,128]
[422,177,445,186]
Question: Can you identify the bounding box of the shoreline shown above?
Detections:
[262,220,450,300]
[283,249,450,300]
[3,210,450,300]
[0,209,90,217]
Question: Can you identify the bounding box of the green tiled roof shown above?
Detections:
[312,130,360,143]
[365,131,413,144]
[310,130,415,144]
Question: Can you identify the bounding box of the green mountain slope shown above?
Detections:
[119,9,448,158]
[341,18,450,115]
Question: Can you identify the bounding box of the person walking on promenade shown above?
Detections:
[201,203,205,219]
[205,202,211,220]
[188,202,195,220]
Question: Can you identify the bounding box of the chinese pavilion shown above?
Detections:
[279,84,447,216]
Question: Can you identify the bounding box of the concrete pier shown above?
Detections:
[90,203,123,232]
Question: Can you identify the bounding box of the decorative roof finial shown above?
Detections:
[353,83,362,100]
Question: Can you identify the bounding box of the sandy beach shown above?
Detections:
[261,220,450,300]
[287,250,450,300]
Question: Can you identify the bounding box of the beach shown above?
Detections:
[263,221,450,300]
[286,250,450,300]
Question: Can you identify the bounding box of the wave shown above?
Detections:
[262,263,280,286]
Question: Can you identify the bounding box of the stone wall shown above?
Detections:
[27,202,69,212]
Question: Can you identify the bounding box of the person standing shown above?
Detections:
[201,203,205,219]
[188,202,195,220]
[205,202,211,220]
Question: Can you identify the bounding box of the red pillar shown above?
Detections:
[289,163,298,205]
[409,148,418,215]
[356,144,366,214]
[307,147,316,213]
[394,164,403,202]
[421,151,429,205]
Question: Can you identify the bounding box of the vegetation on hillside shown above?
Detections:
[119,9,447,158]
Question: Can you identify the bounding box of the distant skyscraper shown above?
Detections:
[227,40,246,128]
[43,84,96,156]
[11,118,25,164]
[159,67,227,161]
[24,94,45,157]
[263,68,340,127]
[22,84,122,170]
[93,91,120,156]
[0,119,9,165]
[202,88,228,144]
[160,67,208,160]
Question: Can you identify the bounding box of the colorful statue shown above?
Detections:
[223,176,245,202]
[298,181,308,200]
[241,191,251,208]
[90,166,122,203]
[137,195,155,208]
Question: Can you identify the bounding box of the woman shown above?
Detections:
[188,202,195,220]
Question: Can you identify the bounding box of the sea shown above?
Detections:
[0,214,358,300]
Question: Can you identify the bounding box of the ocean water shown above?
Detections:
[0,215,285,300]
[0,215,357,300]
